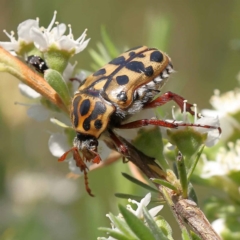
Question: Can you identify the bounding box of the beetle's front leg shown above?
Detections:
[144,91,195,115]
[108,129,129,157]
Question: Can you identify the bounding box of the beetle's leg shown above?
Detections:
[58,147,94,197]
[108,129,129,156]
[118,119,178,129]
[117,119,221,134]
[144,91,195,115]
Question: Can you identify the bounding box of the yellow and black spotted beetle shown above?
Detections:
[40,46,219,196]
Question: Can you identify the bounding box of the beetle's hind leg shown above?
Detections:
[144,91,196,115]
[117,119,221,134]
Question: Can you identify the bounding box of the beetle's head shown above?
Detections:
[74,133,99,160]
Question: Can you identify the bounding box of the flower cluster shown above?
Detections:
[0,12,102,176]
[98,193,172,240]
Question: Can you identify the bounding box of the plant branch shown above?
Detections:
[118,136,221,240]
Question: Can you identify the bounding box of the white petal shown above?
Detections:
[149,205,164,217]
[48,133,70,157]
[18,19,39,42]
[27,105,49,121]
[75,38,90,53]
[51,23,67,39]
[31,27,48,51]
[62,62,76,82]
[75,70,87,82]
[134,193,151,217]
[58,36,76,51]
[0,41,18,51]
[195,116,221,147]
[18,83,41,98]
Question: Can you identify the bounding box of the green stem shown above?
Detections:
[177,152,188,199]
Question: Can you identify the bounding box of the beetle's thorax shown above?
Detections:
[71,89,115,138]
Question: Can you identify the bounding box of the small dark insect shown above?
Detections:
[27,55,48,74]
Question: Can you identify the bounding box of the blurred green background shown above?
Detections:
[0,0,240,239]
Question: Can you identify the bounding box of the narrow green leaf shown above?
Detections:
[187,145,205,181]
[99,227,133,240]
[151,178,178,191]
[142,207,169,240]
[119,204,156,240]
[121,173,158,193]
[44,69,71,108]
[101,25,119,58]
[115,193,147,201]
[107,213,136,239]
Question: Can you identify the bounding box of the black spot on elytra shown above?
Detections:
[83,121,91,131]
[128,51,136,57]
[82,101,107,131]
[144,66,154,77]
[125,46,143,52]
[125,61,145,73]
[116,75,129,85]
[150,51,163,63]
[94,119,103,129]
[109,56,126,65]
[79,99,90,116]
[117,91,128,102]
[125,61,153,77]
[93,68,106,76]
[72,95,81,128]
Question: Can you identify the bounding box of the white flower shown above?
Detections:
[201,140,240,178]
[0,11,90,56]
[31,11,90,54]
[161,102,221,147]
[0,19,39,54]
[98,193,163,240]
[127,193,163,219]
[202,89,240,140]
